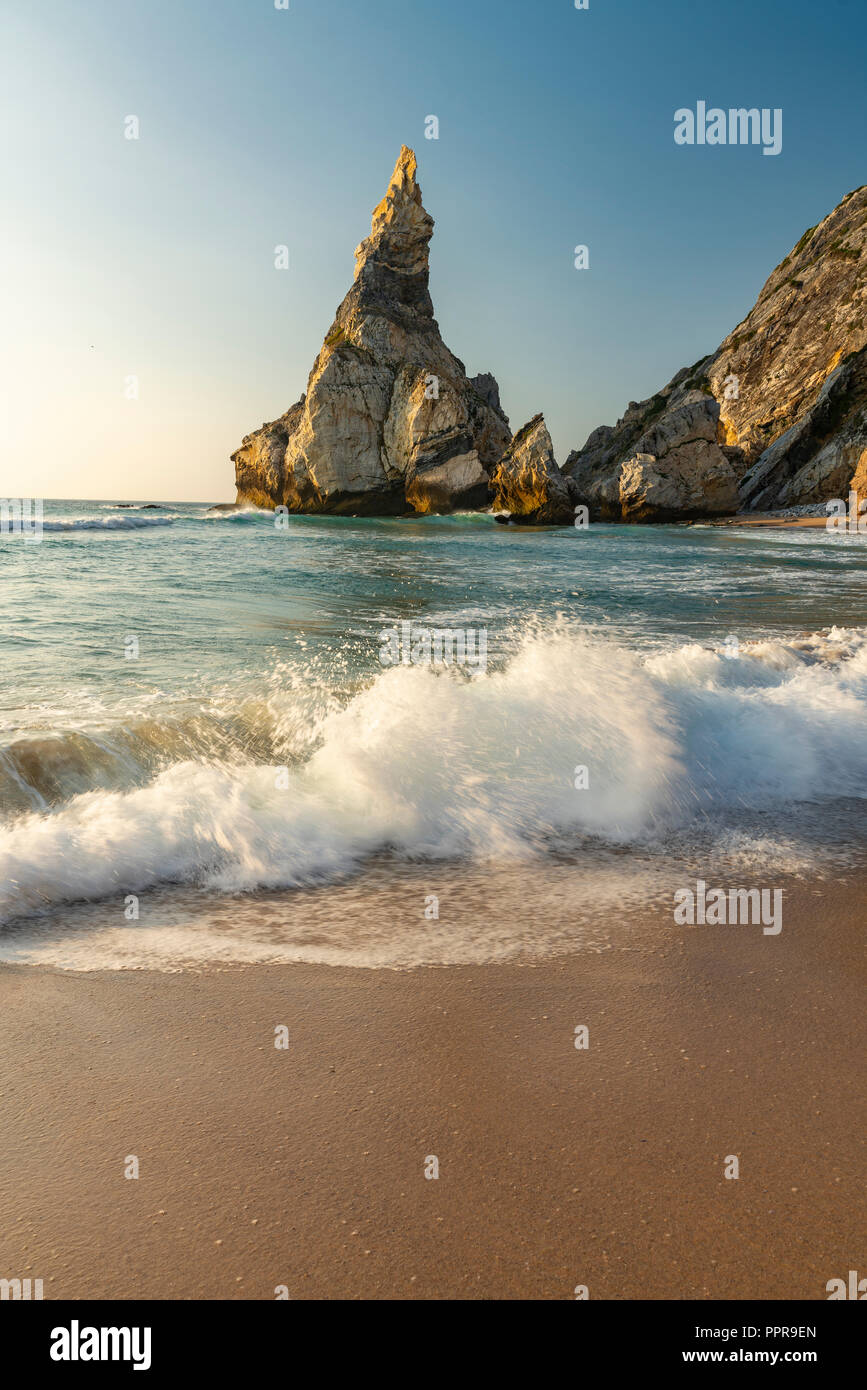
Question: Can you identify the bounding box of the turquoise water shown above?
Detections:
[1,498,865,965]
[3,499,866,722]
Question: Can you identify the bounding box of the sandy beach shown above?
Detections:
[707,514,832,529]
[708,511,865,531]
[1,871,863,1302]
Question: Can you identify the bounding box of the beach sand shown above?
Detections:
[711,514,830,529]
[0,874,864,1301]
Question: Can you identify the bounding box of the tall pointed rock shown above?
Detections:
[233,147,511,514]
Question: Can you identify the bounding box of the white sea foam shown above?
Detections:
[40,515,176,531]
[1,624,865,937]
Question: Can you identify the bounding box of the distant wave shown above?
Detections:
[201,508,274,522]
[1,623,866,926]
[41,515,176,532]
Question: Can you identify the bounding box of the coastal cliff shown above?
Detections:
[566,184,867,519]
[234,159,866,524]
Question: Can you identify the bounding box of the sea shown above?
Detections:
[0,498,865,969]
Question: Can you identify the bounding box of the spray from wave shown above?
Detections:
[1,623,866,929]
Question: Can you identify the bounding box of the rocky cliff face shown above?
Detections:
[568,397,739,522]
[233,147,512,515]
[566,184,867,518]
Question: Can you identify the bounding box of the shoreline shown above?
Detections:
[708,513,831,530]
[1,872,864,1299]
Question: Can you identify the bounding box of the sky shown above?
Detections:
[1,0,865,502]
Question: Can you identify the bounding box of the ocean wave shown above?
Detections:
[41,515,176,531]
[1,623,866,924]
[201,509,274,523]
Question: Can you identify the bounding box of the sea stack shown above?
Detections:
[232,147,513,515]
[489,415,577,525]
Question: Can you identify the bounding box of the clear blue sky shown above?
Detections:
[2,0,865,500]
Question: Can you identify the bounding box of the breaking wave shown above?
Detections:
[1,623,866,928]
[40,514,177,532]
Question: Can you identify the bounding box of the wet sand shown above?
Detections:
[0,876,864,1300]
[712,514,829,529]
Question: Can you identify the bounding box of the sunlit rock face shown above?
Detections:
[566,184,867,517]
[232,147,511,515]
[568,399,739,522]
[489,415,577,525]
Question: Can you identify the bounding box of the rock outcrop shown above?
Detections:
[233,147,512,515]
[489,415,577,524]
[568,398,738,521]
[566,184,867,518]
[739,344,867,509]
